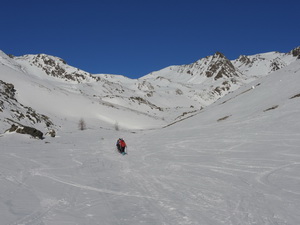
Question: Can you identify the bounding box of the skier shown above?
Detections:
[116,138,127,155]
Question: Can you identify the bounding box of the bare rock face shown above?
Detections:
[175,51,241,81]
[0,79,55,134]
[0,80,16,100]
[17,54,99,83]
[46,129,56,137]
[290,46,300,58]
[7,124,44,139]
[205,52,239,80]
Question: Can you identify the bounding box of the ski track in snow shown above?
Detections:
[34,171,155,200]
[1,126,300,225]
[2,46,300,225]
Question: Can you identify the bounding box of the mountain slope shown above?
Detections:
[0,52,299,225]
[141,47,299,105]
[134,59,300,225]
[0,79,54,131]
[165,59,300,131]
[232,47,299,78]
[0,52,167,132]
[1,47,299,135]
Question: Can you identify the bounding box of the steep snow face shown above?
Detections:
[0,57,167,132]
[0,50,25,74]
[0,80,54,133]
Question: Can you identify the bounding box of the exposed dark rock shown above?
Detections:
[291,47,300,58]
[264,105,279,112]
[175,89,183,95]
[1,80,55,131]
[270,61,280,71]
[7,124,44,139]
[237,55,252,65]
[22,54,96,83]
[214,87,222,95]
[8,54,15,59]
[206,53,238,80]
[289,93,300,99]
[46,129,56,137]
[0,80,16,99]
[214,52,226,59]
[217,115,231,122]
[43,57,56,67]
[129,96,163,111]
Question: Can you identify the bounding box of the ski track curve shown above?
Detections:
[256,162,300,196]
[34,171,155,200]
[2,125,300,224]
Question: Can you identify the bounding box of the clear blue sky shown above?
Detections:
[1,0,299,79]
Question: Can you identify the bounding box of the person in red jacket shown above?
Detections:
[116,138,127,155]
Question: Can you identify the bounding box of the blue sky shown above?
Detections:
[1,0,299,78]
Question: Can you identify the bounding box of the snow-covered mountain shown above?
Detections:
[140,51,244,105]
[1,47,300,225]
[14,53,98,83]
[0,79,54,131]
[232,48,298,77]
[0,47,299,136]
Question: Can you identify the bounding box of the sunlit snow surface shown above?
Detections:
[1,49,300,224]
[1,61,300,225]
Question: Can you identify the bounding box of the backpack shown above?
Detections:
[120,140,126,147]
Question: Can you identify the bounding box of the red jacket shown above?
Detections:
[119,140,126,147]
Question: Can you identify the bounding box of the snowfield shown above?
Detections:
[1,50,300,224]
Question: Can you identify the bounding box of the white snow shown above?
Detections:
[1,50,300,224]
[232,51,296,78]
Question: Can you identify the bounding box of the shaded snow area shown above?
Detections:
[1,61,300,225]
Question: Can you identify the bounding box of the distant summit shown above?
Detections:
[0,47,299,134]
[290,46,300,58]
[14,54,99,83]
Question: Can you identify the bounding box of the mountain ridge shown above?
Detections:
[0,47,299,136]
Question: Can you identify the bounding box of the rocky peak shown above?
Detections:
[237,55,252,65]
[204,52,239,80]
[173,52,240,81]
[290,46,300,58]
[37,54,67,66]
[213,51,226,59]
[16,54,99,83]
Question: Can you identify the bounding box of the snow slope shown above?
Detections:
[1,56,300,224]
[232,50,297,78]
[0,51,167,131]
[1,47,299,134]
